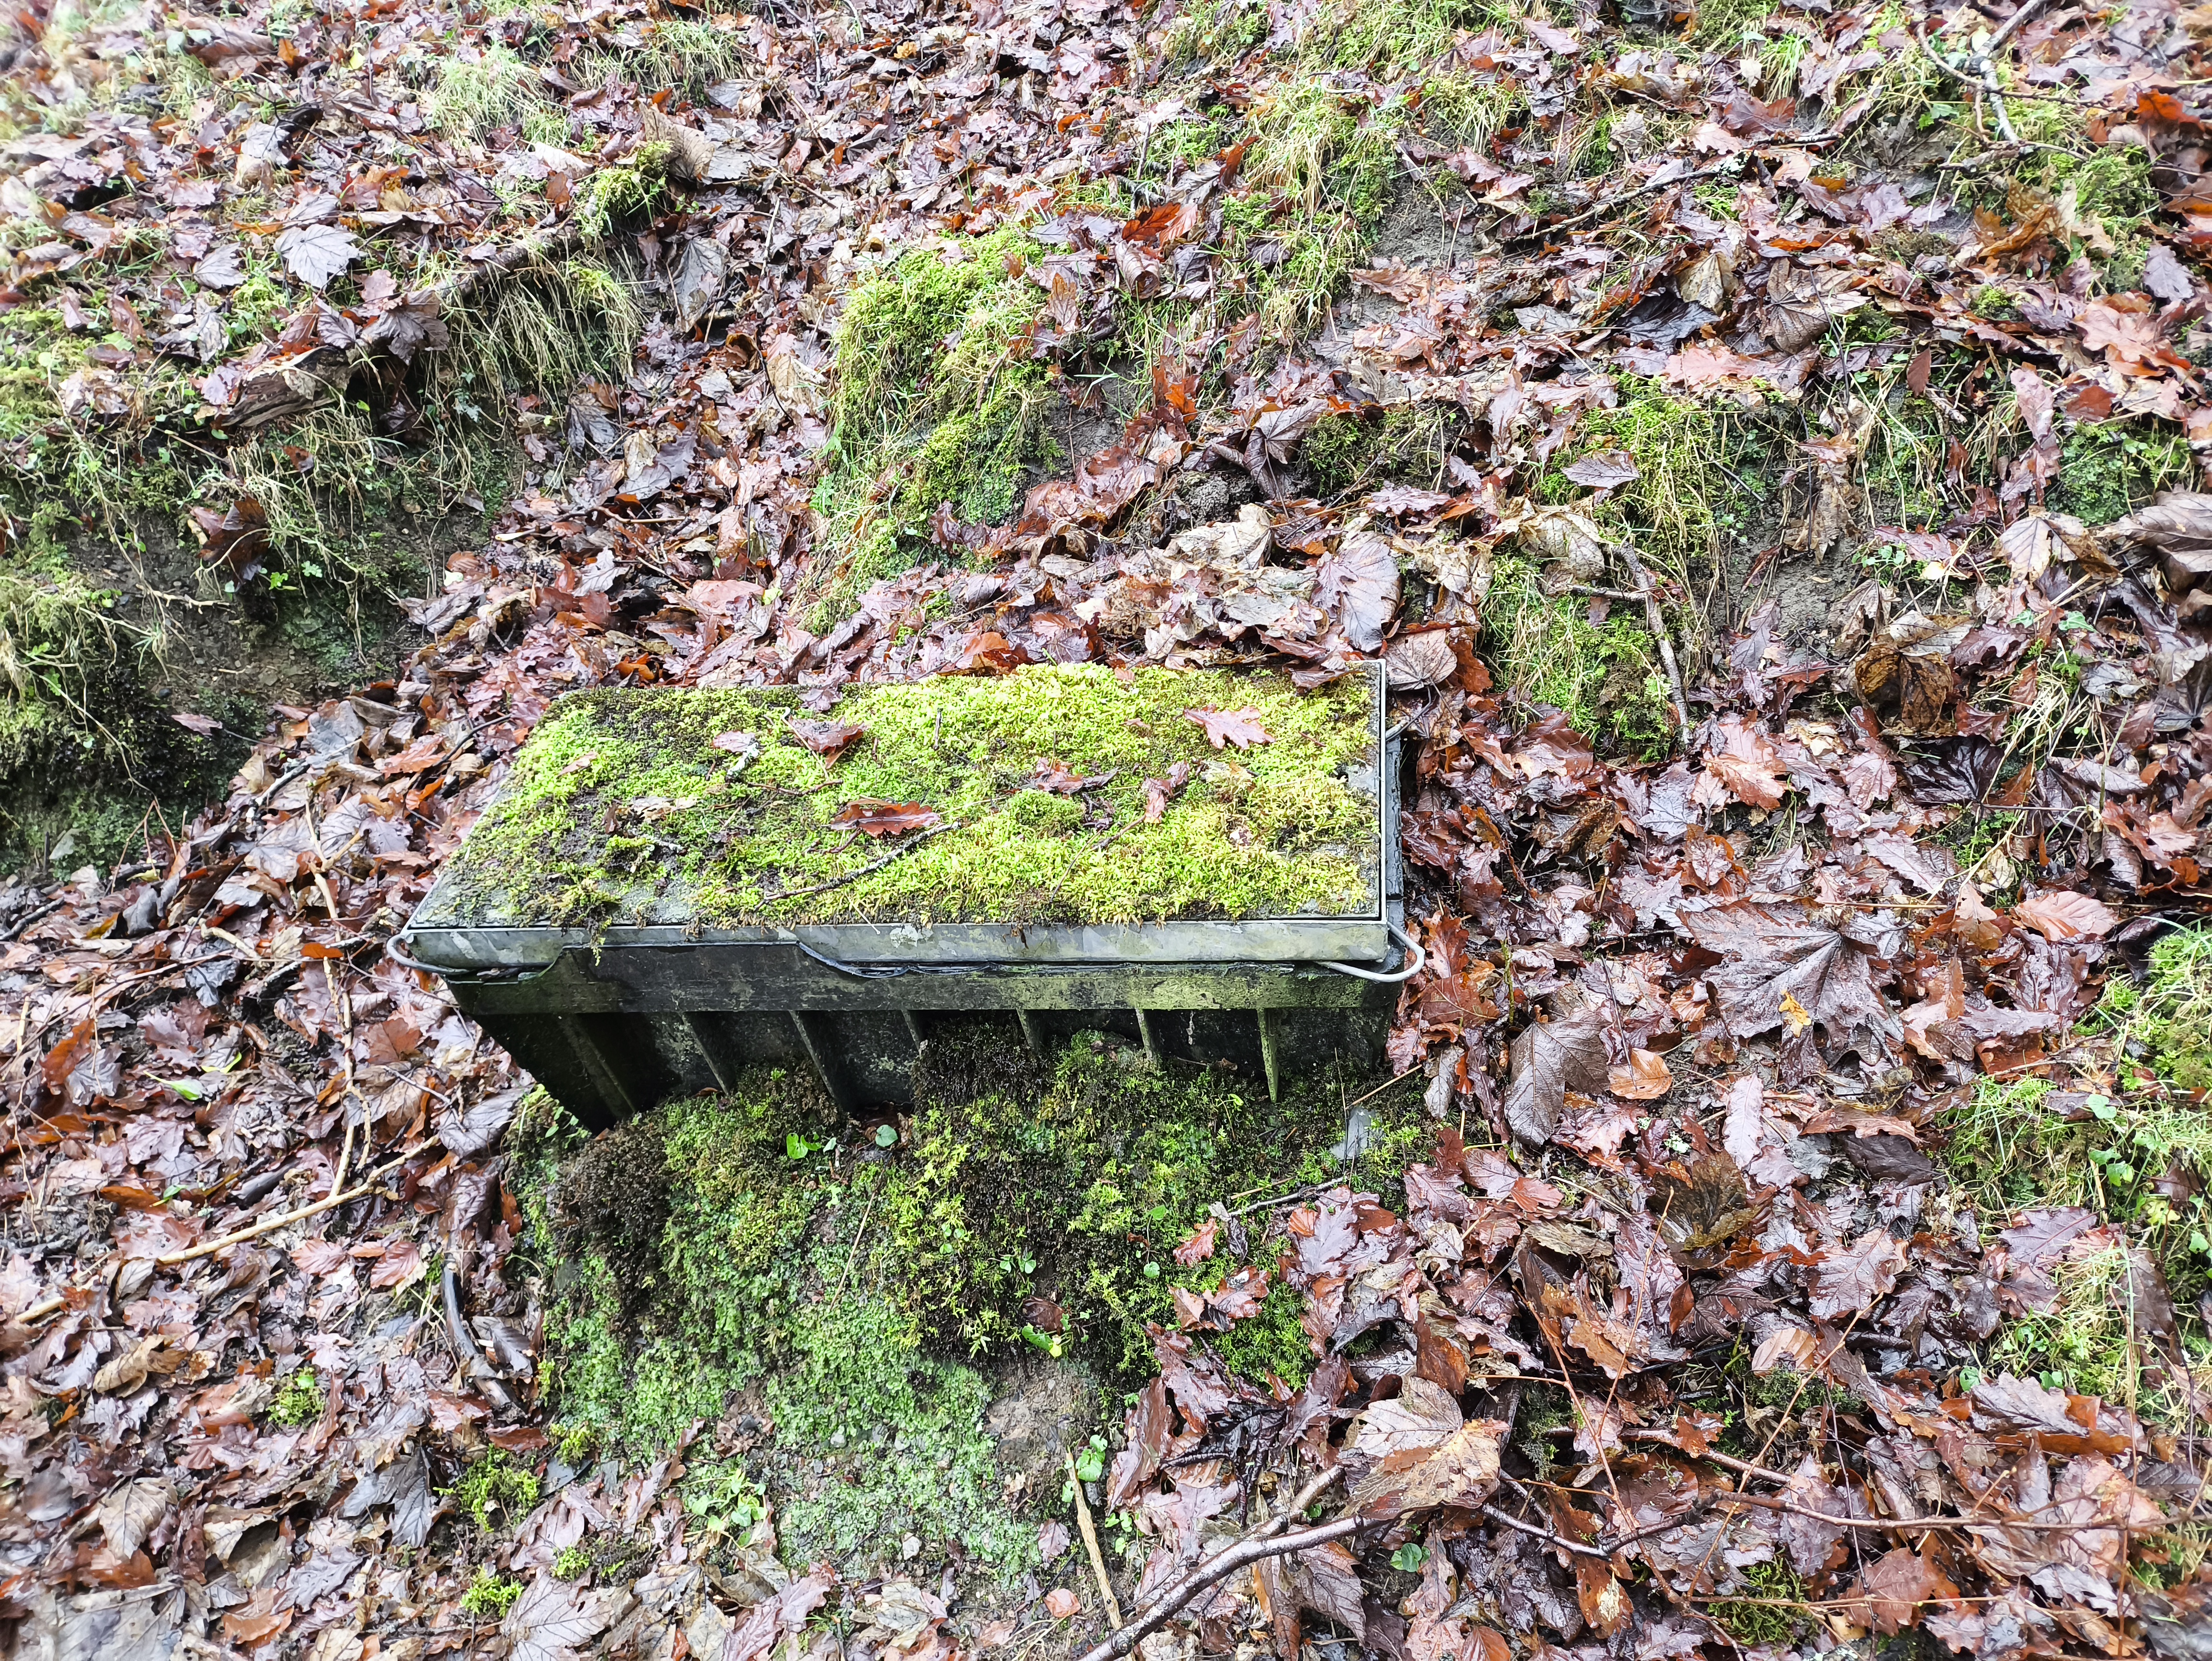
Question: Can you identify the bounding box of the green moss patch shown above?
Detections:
[518,1030,1425,1575]
[811,229,1055,596]
[419,663,1380,930]
[1938,926,2212,1428]
[1480,556,1675,757]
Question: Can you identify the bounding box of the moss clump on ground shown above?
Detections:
[417,663,1381,930]
[0,255,637,851]
[2051,422,2194,528]
[1711,1558,1811,1646]
[523,1031,1424,1575]
[1480,556,1675,757]
[460,1569,523,1619]
[265,1367,324,1428]
[1543,379,1776,577]
[450,1450,541,1532]
[811,229,1054,595]
[1303,406,1460,498]
[1939,926,2212,1426]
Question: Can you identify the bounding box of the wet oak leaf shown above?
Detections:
[785,717,866,761]
[1808,1229,1907,1319]
[1185,707,1272,749]
[829,800,942,837]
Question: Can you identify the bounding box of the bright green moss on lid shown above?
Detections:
[421,663,1380,930]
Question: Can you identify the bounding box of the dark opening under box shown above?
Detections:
[400,663,1414,1128]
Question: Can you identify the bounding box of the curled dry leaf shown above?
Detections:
[1143,760,1191,823]
[1044,1588,1081,1620]
[1854,639,1957,734]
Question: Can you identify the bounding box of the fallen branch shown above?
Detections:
[1616,543,1695,751]
[0,897,64,943]
[1617,1433,2118,1535]
[154,1145,425,1266]
[1709,1489,2088,1534]
[1066,1449,1124,1629]
[1074,1467,1346,1661]
[1479,1502,1613,1560]
[13,1146,424,1323]
[1910,20,2096,111]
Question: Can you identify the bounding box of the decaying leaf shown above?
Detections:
[786,718,866,762]
[828,800,942,837]
[1143,761,1191,822]
[1186,707,1272,749]
[1502,1003,1610,1145]
[1853,638,1957,734]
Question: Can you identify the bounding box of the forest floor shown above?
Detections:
[3,0,2212,1657]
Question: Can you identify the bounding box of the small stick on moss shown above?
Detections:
[1065,1449,1123,1630]
[1615,543,1694,751]
[763,819,961,905]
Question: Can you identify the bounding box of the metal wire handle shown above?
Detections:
[1323,920,1426,984]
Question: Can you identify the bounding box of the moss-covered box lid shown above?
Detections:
[408,664,1385,953]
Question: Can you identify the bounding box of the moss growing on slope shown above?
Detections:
[1938,926,2212,1429]
[520,1031,1427,1574]
[811,229,1056,594]
[417,663,1381,930]
[1481,555,1675,757]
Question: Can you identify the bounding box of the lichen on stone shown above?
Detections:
[418,662,1382,930]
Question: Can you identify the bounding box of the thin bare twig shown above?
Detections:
[1066,1449,1124,1629]
[154,1145,426,1266]
[760,819,961,903]
[1617,543,1694,750]
[1074,1467,1345,1661]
